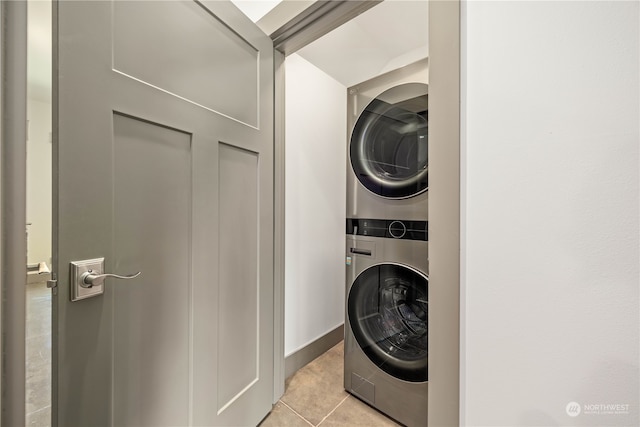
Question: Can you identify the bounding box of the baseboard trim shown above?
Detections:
[285,324,344,379]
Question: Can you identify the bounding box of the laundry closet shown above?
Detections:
[273,1,430,425]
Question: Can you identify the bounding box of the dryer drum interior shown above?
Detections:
[348,263,428,382]
[350,83,428,199]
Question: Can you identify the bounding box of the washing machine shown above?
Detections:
[344,218,428,427]
[347,59,429,221]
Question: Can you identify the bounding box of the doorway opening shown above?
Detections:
[278,0,428,373]
[26,0,52,424]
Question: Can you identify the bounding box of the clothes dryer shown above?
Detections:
[344,218,428,427]
[347,59,428,221]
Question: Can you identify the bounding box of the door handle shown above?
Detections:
[350,248,371,256]
[70,257,141,302]
[80,271,141,288]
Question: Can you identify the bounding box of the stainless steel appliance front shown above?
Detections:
[347,59,429,221]
[344,231,428,427]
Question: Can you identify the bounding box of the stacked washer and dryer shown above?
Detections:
[344,59,429,427]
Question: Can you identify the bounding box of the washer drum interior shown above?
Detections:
[347,263,428,382]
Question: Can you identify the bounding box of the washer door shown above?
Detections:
[350,83,428,199]
[348,263,428,382]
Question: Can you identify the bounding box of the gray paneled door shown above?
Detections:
[53,1,274,426]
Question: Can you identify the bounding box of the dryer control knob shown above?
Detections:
[388,221,407,239]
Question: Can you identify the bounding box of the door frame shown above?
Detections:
[0,1,28,425]
[0,1,461,425]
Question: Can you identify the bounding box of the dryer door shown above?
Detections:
[350,83,428,199]
[348,263,428,382]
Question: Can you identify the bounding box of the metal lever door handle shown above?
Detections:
[80,270,141,288]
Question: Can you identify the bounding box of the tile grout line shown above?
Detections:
[279,400,315,427]
[316,394,350,427]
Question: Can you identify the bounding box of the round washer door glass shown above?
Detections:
[348,263,428,382]
[351,83,428,199]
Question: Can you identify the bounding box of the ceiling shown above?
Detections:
[232,0,429,87]
[295,0,428,87]
[231,0,284,22]
[27,0,428,102]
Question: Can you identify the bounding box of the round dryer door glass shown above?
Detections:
[350,83,428,199]
[348,263,428,382]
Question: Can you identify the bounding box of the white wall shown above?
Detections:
[461,1,639,426]
[26,98,52,266]
[284,53,346,356]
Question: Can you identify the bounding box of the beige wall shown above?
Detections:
[26,98,52,266]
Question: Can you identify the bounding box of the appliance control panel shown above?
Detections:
[346,218,427,241]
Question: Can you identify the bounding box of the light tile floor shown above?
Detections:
[26,282,52,426]
[260,342,401,427]
[26,283,400,427]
